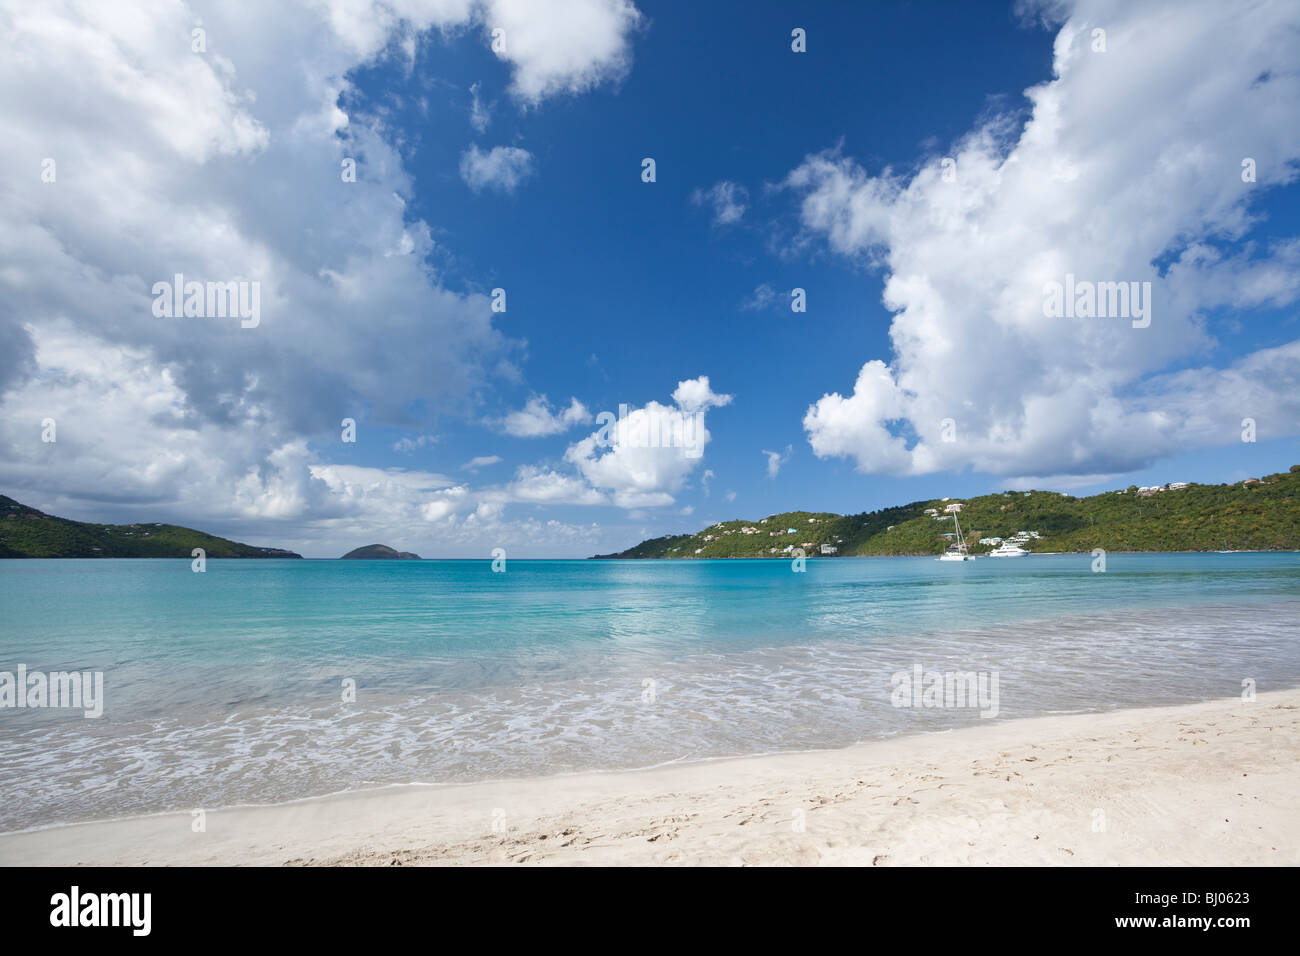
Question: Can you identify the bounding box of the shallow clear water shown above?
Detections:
[1,554,1298,832]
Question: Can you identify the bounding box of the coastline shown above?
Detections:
[589,549,1300,559]
[4,689,1297,866]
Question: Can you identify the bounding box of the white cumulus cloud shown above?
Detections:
[787,0,1300,481]
[459,144,536,193]
[501,396,593,437]
[483,0,643,104]
[565,377,731,508]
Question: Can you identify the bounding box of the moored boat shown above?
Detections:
[937,511,975,561]
[987,540,1030,557]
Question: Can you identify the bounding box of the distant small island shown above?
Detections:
[0,495,302,558]
[340,544,421,560]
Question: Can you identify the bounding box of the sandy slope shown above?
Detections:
[3,691,1297,866]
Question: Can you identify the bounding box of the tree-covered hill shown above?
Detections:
[592,467,1300,559]
[0,496,302,558]
[340,544,421,559]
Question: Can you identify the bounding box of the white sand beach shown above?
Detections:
[3,690,1297,866]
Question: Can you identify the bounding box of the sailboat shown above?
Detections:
[937,511,975,561]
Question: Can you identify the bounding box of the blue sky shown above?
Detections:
[2,0,1298,556]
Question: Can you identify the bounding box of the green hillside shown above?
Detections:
[592,467,1300,559]
[0,496,302,558]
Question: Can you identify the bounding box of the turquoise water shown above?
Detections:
[1,553,1298,832]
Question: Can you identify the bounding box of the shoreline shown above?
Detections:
[590,549,1300,559]
[3,690,1297,866]
[4,550,1296,561]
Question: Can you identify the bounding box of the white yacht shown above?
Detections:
[986,539,1030,557]
[937,512,975,561]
